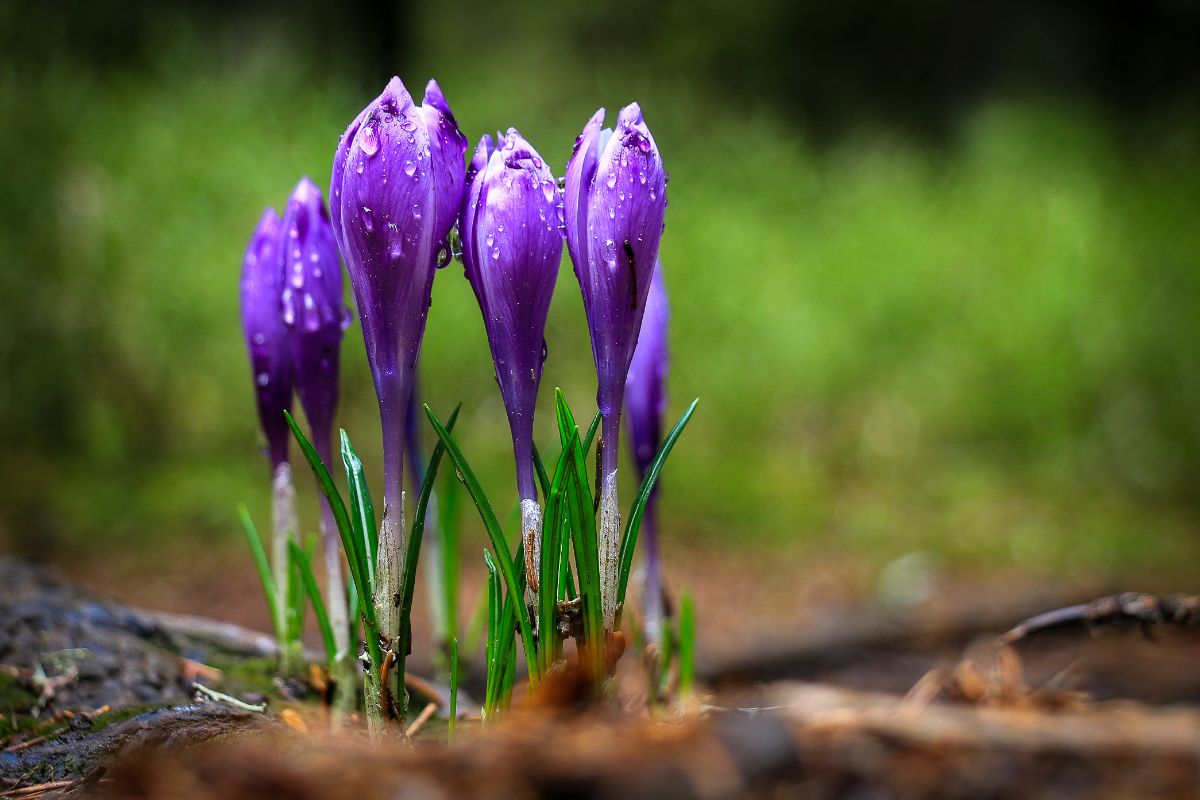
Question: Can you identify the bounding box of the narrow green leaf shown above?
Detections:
[398,404,461,663]
[341,429,377,584]
[678,591,696,697]
[285,411,381,666]
[538,437,576,672]
[555,390,604,674]
[483,549,502,716]
[237,505,279,639]
[582,410,601,460]
[439,459,461,654]
[448,636,459,741]
[289,540,338,666]
[657,619,675,699]
[616,399,700,613]
[423,404,537,681]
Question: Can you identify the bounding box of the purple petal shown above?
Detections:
[333,76,466,385]
[281,177,347,441]
[625,260,669,477]
[461,128,562,499]
[565,102,667,416]
[240,206,292,467]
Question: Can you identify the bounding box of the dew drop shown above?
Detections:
[256,372,270,387]
[606,172,617,189]
[491,247,500,260]
[252,332,266,346]
[358,127,379,156]
[412,203,422,219]
[601,238,617,265]
[542,181,557,203]
[404,160,417,177]
[485,233,494,247]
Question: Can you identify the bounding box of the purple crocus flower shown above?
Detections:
[624,260,669,647]
[330,76,467,648]
[279,176,352,675]
[461,130,562,589]
[240,206,300,671]
[241,208,292,469]
[564,103,667,629]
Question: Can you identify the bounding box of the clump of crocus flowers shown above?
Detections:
[239,75,696,737]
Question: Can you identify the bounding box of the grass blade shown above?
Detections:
[288,540,338,666]
[423,404,537,682]
[483,550,502,716]
[285,411,381,666]
[398,404,461,661]
[538,437,576,671]
[237,505,279,639]
[615,399,699,614]
[555,390,604,676]
[341,429,377,584]
[448,636,459,741]
[678,590,696,697]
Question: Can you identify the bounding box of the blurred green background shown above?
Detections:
[2,0,1199,589]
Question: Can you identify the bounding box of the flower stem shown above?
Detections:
[375,374,409,723]
[598,411,622,632]
[270,461,301,674]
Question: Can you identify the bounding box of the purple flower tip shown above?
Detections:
[461,127,562,501]
[241,206,293,468]
[281,176,347,444]
[564,101,668,417]
[329,76,468,516]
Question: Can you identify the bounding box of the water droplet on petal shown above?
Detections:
[256,372,270,386]
[601,238,617,265]
[606,172,617,189]
[412,203,422,219]
[358,126,379,156]
[404,160,417,176]
[485,233,495,247]
[491,247,500,260]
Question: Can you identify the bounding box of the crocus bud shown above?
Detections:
[281,177,348,453]
[624,259,669,647]
[625,260,669,480]
[330,76,468,649]
[462,130,562,586]
[280,176,352,680]
[240,206,300,673]
[564,103,667,629]
[240,207,292,468]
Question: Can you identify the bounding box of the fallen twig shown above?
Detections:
[404,702,438,738]
[0,780,76,798]
[193,683,267,713]
[998,592,1200,646]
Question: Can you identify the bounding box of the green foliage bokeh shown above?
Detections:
[2,4,1199,586]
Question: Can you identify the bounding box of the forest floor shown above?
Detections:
[2,549,1198,798]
